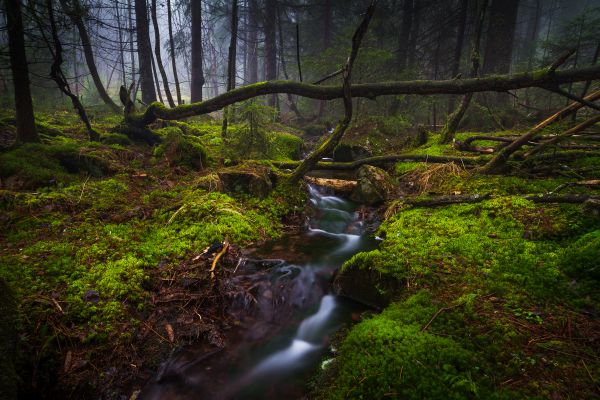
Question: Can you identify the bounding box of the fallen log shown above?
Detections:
[273,154,483,171]
[482,90,600,174]
[398,193,599,207]
[121,66,600,128]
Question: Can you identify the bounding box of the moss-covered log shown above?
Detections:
[273,154,483,170]
[400,193,599,207]
[123,65,600,127]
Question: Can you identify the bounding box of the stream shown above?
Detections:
[140,184,378,400]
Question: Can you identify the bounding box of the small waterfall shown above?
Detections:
[140,183,377,400]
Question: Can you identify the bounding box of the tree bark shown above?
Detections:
[59,0,120,112]
[482,89,600,173]
[151,0,175,107]
[246,0,259,84]
[121,65,600,127]
[135,0,157,104]
[448,0,468,112]
[264,0,278,107]
[222,0,239,136]
[167,0,182,105]
[397,0,414,71]
[481,0,519,105]
[191,0,205,102]
[440,0,487,143]
[317,0,333,118]
[5,0,38,143]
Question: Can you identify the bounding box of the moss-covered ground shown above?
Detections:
[315,142,600,399]
[0,111,306,398]
[2,109,599,399]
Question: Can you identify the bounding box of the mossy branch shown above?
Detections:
[122,65,600,127]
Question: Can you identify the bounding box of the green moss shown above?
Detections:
[325,317,477,399]
[154,129,209,170]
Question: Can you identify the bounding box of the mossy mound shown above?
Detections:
[0,142,112,189]
[154,128,208,170]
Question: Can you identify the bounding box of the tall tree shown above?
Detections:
[264,0,277,106]
[135,0,157,104]
[448,0,469,112]
[150,0,175,107]
[222,0,239,135]
[397,0,414,71]
[246,0,259,84]
[5,0,38,143]
[440,0,488,143]
[167,0,182,105]
[191,0,205,102]
[482,0,519,75]
[59,0,120,112]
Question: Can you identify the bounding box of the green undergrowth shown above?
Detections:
[325,192,600,398]
[0,173,299,341]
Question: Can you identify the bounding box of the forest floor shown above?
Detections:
[1,110,599,399]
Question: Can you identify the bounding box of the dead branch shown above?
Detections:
[210,241,229,279]
[524,115,600,157]
[550,180,600,194]
[288,0,377,182]
[482,90,600,174]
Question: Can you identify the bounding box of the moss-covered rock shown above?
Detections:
[334,251,402,308]
[332,143,372,162]
[218,165,274,198]
[350,165,398,205]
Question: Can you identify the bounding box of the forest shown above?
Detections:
[1,0,600,398]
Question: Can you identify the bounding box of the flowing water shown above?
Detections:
[140,184,378,400]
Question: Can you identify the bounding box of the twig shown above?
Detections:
[210,241,229,279]
[544,85,600,111]
[313,68,344,85]
[143,322,169,342]
[77,175,91,204]
[421,303,462,332]
[548,48,576,73]
[581,359,600,392]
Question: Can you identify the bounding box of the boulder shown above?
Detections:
[333,265,401,310]
[218,166,273,198]
[350,165,397,205]
[333,143,372,162]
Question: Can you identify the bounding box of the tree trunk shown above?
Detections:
[135,0,157,104]
[482,0,519,75]
[115,1,127,87]
[128,0,137,99]
[440,0,487,144]
[191,0,205,102]
[222,0,239,136]
[264,0,277,107]
[59,0,120,112]
[481,0,519,105]
[397,0,414,71]
[277,3,303,120]
[246,0,259,84]
[5,0,38,143]
[150,50,165,103]
[318,0,333,118]
[151,0,175,107]
[448,0,468,112]
[167,0,182,105]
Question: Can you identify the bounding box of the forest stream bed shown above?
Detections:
[1,113,600,399]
